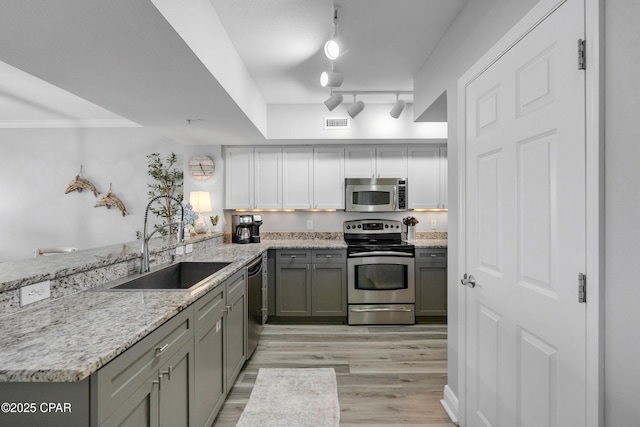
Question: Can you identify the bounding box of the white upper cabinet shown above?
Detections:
[375,146,408,178]
[344,147,376,178]
[313,147,345,209]
[282,147,313,209]
[225,147,253,209]
[225,144,445,211]
[408,146,440,209]
[254,148,282,209]
[345,146,407,178]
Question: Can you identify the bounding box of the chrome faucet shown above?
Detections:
[141,195,184,273]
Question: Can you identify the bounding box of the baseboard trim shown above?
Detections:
[440,384,459,425]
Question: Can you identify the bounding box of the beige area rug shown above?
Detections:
[236,368,340,427]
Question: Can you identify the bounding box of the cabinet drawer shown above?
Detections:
[194,284,226,331]
[276,250,311,264]
[227,268,246,304]
[415,249,447,265]
[312,249,346,264]
[94,308,193,425]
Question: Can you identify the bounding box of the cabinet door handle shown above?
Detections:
[153,378,161,391]
[161,366,172,381]
[325,255,332,258]
[226,304,233,312]
[155,343,169,356]
[290,255,296,258]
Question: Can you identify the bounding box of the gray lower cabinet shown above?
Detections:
[275,249,346,318]
[194,285,226,427]
[0,265,249,427]
[415,248,447,319]
[225,269,247,391]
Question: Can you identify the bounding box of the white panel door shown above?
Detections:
[407,146,440,209]
[344,147,376,178]
[282,147,313,209]
[314,147,345,209]
[463,1,586,426]
[376,146,408,178]
[224,147,253,209]
[254,147,282,209]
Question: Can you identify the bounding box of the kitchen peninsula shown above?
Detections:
[0,232,445,426]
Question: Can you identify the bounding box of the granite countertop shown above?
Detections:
[0,237,446,383]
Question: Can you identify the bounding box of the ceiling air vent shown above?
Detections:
[324,117,350,129]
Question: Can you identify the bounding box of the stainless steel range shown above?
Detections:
[344,219,415,325]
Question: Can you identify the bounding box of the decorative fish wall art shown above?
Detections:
[65,166,100,197]
[95,183,128,217]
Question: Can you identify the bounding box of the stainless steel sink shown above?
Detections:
[97,261,231,291]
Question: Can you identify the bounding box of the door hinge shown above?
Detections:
[578,273,586,303]
[578,39,586,70]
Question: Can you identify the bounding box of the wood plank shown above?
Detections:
[213,323,455,426]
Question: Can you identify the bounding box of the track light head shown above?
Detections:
[324,93,343,111]
[324,39,341,60]
[347,100,365,118]
[390,99,406,119]
[320,70,343,88]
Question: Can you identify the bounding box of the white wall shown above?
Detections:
[0,127,181,261]
[268,103,446,140]
[413,0,540,403]
[604,0,640,424]
[182,145,226,232]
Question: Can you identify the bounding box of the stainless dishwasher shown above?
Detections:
[246,256,263,358]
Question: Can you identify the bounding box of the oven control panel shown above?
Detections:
[343,219,402,234]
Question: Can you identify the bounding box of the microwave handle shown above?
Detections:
[393,186,397,210]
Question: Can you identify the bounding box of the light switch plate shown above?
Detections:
[20,281,51,306]
[307,220,313,230]
[431,219,437,230]
[185,244,193,254]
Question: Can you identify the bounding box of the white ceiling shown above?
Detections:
[0,0,465,142]
[209,0,466,104]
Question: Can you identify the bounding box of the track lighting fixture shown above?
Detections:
[324,91,343,111]
[324,8,343,60]
[320,70,343,88]
[390,94,406,119]
[347,95,365,118]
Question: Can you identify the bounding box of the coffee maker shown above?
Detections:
[250,215,262,243]
[232,214,253,244]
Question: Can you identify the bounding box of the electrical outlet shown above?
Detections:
[307,220,313,230]
[175,246,185,255]
[20,281,51,306]
[431,219,437,230]
[185,244,193,254]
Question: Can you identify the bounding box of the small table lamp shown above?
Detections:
[189,191,212,234]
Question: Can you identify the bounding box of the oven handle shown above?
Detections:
[350,307,413,313]
[349,251,413,258]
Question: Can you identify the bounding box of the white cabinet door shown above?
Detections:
[225,147,253,209]
[439,146,448,209]
[282,148,313,209]
[313,147,345,209]
[408,146,440,209]
[375,146,408,178]
[254,148,282,209]
[344,147,375,178]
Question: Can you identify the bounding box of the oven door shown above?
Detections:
[347,254,415,304]
[346,184,397,212]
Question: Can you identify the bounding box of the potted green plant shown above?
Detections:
[146,152,184,236]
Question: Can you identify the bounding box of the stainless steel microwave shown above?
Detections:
[345,178,408,212]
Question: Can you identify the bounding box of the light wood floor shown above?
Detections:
[213,323,456,426]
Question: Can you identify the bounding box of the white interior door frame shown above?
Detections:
[455,0,604,426]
